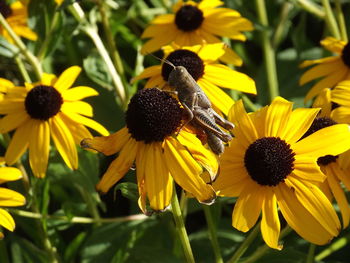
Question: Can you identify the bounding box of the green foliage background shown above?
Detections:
[1,0,350,262]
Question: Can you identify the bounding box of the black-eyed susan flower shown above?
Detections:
[213,97,350,249]
[300,37,350,103]
[0,158,26,238]
[81,88,218,213]
[301,117,350,228]
[140,0,253,65]
[133,43,256,115]
[0,66,109,178]
[0,0,37,42]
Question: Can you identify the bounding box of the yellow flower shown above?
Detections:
[134,43,256,115]
[299,37,350,102]
[213,97,350,249]
[140,0,253,65]
[0,158,26,239]
[55,0,64,5]
[0,0,37,42]
[81,88,218,213]
[0,66,109,178]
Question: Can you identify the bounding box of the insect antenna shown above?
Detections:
[147,52,176,69]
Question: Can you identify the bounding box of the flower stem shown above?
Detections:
[334,0,348,42]
[272,2,293,49]
[315,232,350,261]
[202,205,223,263]
[295,0,325,19]
[171,190,195,263]
[321,0,341,39]
[227,222,261,263]
[255,0,279,102]
[306,243,316,263]
[0,13,43,80]
[68,3,127,107]
[14,56,32,83]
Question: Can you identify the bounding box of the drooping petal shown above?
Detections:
[29,120,50,178]
[0,188,25,207]
[96,138,138,193]
[261,190,282,250]
[163,136,216,204]
[0,208,15,231]
[0,167,22,182]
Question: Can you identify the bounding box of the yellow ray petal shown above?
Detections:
[294,124,350,157]
[151,14,174,24]
[50,115,78,170]
[0,208,15,231]
[145,143,173,211]
[135,143,147,214]
[292,155,325,183]
[276,183,335,245]
[321,37,346,54]
[198,0,224,10]
[280,108,320,144]
[0,100,25,114]
[96,138,138,193]
[332,85,350,106]
[0,167,22,182]
[299,56,338,68]
[62,112,109,136]
[141,26,179,54]
[265,97,293,137]
[61,86,98,101]
[326,164,350,228]
[0,78,15,92]
[61,101,94,117]
[81,127,130,156]
[163,137,216,204]
[332,159,350,190]
[53,66,81,91]
[40,73,56,86]
[196,43,226,62]
[5,120,31,165]
[58,113,92,145]
[144,75,166,90]
[0,111,29,133]
[29,120,50,178]
[132,66,162,82]
[0,188,25,207]
[287,177,341,236]
[331,106,350,123]
[204,64,256,94]
[261,190,282,250]
[232,181,263,232]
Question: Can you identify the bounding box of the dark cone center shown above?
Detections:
[175,4,204,32]
[342,42,350,67]
[126,88,183,143]
[244,137,295,186]
[0,1,12,18]
[161,49,204,81]
[25,85,63,120]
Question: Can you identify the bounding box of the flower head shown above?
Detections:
[300,37,350,102]
[0,0,37,42]
[81,88,218,213]
[0,158,26,238]
[140,0,253,65]
[0,66,109,178]
[134,43,256,115]
[213,97,350,249]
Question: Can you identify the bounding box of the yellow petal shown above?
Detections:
[196,43,226,62]
[151,14,174,24]
[96,138,138,193]
[50,115,78,170]
[265,97,293,137]
[163,137,216,204]
[58,113,93,145]
[321,37,346,54]
[29,120,50,178]
[0,208,15,231]
[135,143,147,214]
[331,106,350,123]
[299,56,338,68]
[141,25,179,54]
[132,66,162,82]
[292,155,325,183]
[61,101,94,117]
[53,66,81,91]
[232,181,263,232]
[62,112,109,136]
[0,111,29,133]
[0,167,22,182]
[294,124,350,157]
[81,127,130,156]
[0,100,25,114]
[198,0,224,10]
[261,190,282,250]
[0,188,26,207]
[61,86,98,101]
[40,73,57,86]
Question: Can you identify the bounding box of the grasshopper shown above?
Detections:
[163,59,234,156]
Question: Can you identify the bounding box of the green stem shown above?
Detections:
[315,233,350,261]
[273,2,293,49]
[255,0,279,102]
[202,205,223,263]
[321,0,341,39]
[179,190,188,221]
[10,209,148,223]
[14,56,31,83]
[334,0,348,42]
[37,11,60,61]
[295,0,325,19]
[0,13,43,80]
[227,222,261,263]
[242,226,293,263]
[68,3,127,107]
[171,190,195,263]
[306,243,316,263]
[241,94,257,112]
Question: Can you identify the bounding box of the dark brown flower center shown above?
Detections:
[161,49,204,81]
[175,4,204,32]
[0,0,12,18]
[244,137,295,186]
[25,85,63,120]
[125,88,183,143]
[302,117,339,165]
[341,42,350,67]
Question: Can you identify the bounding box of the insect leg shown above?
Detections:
[206,131,225,156]
[209,108,235,130]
